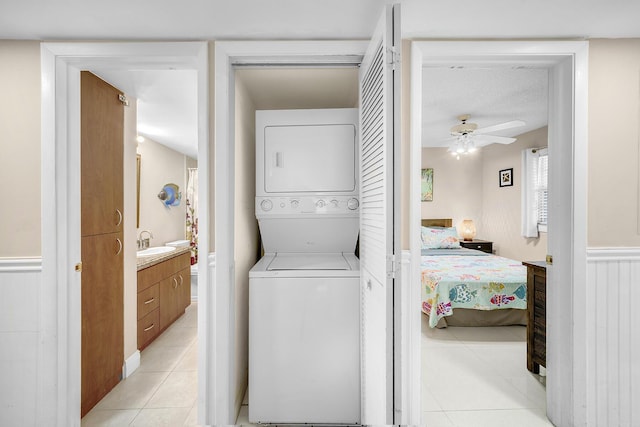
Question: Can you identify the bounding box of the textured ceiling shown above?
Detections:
[421,67,549,147]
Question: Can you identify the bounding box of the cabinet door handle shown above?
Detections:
[144,297,155,305]
[179,275,184,286]
[173,277,178,289]
[144,323,155,332]
[115,238,123,255]
[115,208,123,226]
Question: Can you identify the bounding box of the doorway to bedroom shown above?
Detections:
[418,64,550,425]
[408,39,592,426]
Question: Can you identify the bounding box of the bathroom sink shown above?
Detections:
[137,246,177,257]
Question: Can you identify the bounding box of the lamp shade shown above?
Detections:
[460,219,476,241]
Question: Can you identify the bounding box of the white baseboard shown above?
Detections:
[122,350,140,379]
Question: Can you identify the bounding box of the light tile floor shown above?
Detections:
[82,303,198,427]
[83,305,552,426]
[421,314,553,427]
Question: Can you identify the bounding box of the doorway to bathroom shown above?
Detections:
[77,66,201,422]
[40,42,210,426]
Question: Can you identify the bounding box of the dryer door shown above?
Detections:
[264,123,356,193]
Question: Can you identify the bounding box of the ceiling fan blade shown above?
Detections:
[430,136,457,147]
[473,134,517,144]
[474,120,525,135]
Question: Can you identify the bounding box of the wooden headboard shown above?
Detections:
[421,218,452,227]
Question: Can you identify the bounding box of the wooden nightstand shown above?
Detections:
[459,239,493,254]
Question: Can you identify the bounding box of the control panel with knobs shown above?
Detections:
[256,196,359,215]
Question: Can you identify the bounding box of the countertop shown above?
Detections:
[136,246,191,271]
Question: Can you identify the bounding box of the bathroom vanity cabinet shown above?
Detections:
[137,251,191,350]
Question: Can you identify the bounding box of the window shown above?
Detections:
[522,147,548,237]
[534,150,548,230]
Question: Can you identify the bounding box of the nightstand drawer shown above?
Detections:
[460,240,493,254]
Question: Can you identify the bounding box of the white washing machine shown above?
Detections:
[249,108,361,424]
[249,253,360,424]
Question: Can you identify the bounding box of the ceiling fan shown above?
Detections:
[445,114,525,156]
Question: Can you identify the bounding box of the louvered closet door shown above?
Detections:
[359,4,399,425]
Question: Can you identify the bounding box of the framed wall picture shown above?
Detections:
[421,168,433,201]
[499,168,513,187]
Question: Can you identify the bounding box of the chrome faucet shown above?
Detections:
[138,230,154,249]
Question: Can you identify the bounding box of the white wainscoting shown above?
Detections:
[586,248,640,427]
[396,250,420,424]
[0,258,41,427]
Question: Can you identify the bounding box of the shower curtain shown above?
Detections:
[186,168,198,265]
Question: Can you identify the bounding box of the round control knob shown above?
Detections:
[291,200,299,209]
[260,199,273,211]
[347,198,359,210]
[316,200,326,208]
[331,199,339,207]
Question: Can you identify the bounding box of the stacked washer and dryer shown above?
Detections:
[249,108,361,425]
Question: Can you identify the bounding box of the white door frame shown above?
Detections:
[410,40,588,425]
[213,40,416,424]
[40,42,210,426]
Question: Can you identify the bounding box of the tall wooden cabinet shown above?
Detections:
[80,71,125,417]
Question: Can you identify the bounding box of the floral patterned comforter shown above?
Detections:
[421,252,527,328]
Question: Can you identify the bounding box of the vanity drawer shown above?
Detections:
[137,283,159,320]
[138,308,159,350]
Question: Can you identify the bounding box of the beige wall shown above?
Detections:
[0,41,41,257]
[588,39,640,247]
[233,74,260,410]
[481,127,548,261]
[420,128,548,262]
[136,137,188,246]
[123,96,138,359]
[421,148,484,235]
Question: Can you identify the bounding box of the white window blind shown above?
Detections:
[522,147,548,237]
[535,152,548,227]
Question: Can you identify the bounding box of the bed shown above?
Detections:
[421,219,528,328]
